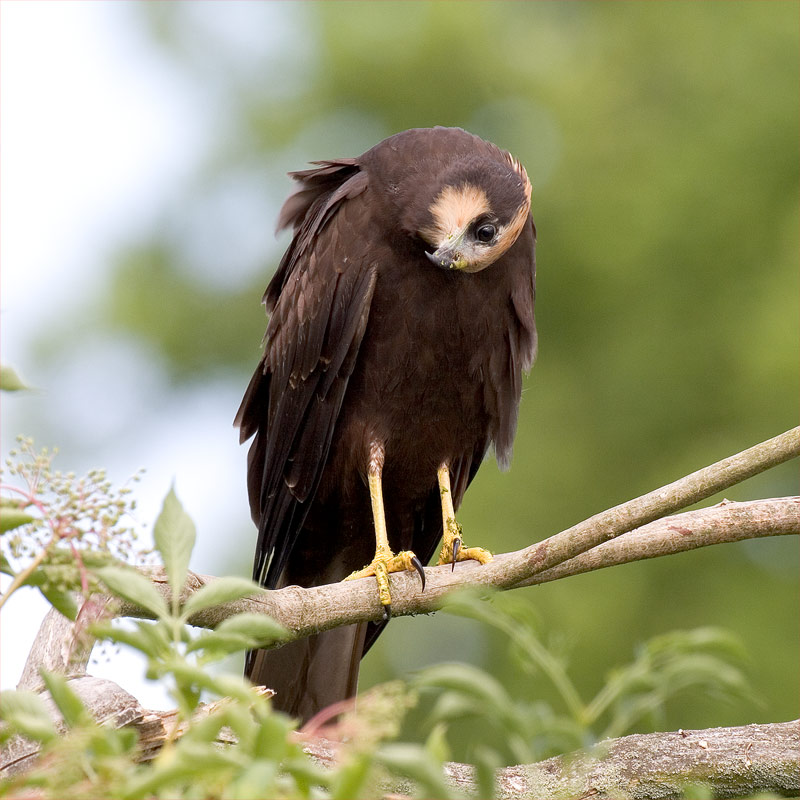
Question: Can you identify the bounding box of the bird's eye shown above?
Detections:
[475,223,496,243]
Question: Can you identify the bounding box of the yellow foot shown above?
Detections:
[436,465,493,570]
[436,522,493,570]
[345,549,426,618]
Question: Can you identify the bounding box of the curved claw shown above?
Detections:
[451,537,461,571]
[410,555,426,592]
[382,604,392,622]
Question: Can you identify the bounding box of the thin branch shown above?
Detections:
[494,426,800,589]
[128,424,799,638]
[113,496,798,644]
[13,494,794,782]
[516,494,800,587]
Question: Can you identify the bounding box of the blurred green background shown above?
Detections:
[2,0,797,753]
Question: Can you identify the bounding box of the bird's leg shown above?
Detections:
[345,442,425,617]
[436,464,493,570]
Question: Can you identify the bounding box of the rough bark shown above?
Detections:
[116,497,800,641]
[458,720,800,799]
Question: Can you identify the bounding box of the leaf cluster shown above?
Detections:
[406,589,751,780]
[1,436,147,617]
[0,456,754,799]
[0,484,430,799]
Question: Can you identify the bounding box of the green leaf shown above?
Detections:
[38,585,79,620]
[0,689,57,743]
[227,618,287,649]
[168,661,252,705]
[0,506,35,533]
[186,612,288,657]
[93,619,173,661]
[226,762,279,799]
[181,577,263,620]
[152,485,196,604]
[415,662,514,713]
[0,365,31,392]
[330,753,371,800]
[424,722,451,765]
[375,743,454,799]
[473,744,501,800]
[282,755,329,794]
[94,565,168,619]
[205,674,256,704]
[214,612,286,639]
[0,551,14,576]
[40,671,90,729]
[254,710,296,760]
[185,630,260,656]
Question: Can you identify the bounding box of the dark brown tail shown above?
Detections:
[246,623,368,725]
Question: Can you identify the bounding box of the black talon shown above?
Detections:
[452,537,461,571]
[382,604,392,622]
[411,555,426,592]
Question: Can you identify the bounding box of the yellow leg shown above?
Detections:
[436,464,493,569]
[345,443,425,614]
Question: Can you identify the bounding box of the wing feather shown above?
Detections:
[235,163,374,588]
[495,217,537,470]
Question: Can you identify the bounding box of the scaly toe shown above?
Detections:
[459,545,493,565]
[345,549,424,611]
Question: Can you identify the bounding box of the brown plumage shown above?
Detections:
[236,127,537,723]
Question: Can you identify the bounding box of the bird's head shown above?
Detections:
[418,155,532,273]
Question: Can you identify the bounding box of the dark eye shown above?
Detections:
[475,223,496,243]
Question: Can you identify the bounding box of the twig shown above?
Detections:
[515,494,800,587]
[144,425,798,637]
[493,426,799,589]
[113,496,798,642]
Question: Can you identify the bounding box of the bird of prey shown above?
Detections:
[236,126,537,723]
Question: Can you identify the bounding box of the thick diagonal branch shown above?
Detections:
[121,496,798,642]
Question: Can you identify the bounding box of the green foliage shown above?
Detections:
[0,690,58,746]
[0,438,146,616]
[0,462,757,799]
[0,482,417,799]
[0,365,30,393]
[407,589,751,770]
[152,485,196,611]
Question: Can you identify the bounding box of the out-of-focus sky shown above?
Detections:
[1,1,250,707]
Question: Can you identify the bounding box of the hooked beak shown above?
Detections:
[425,233,468,271]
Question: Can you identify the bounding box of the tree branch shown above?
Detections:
[112,496,798,644]
[113,423,800,638]
[517,495,800,587]
[496,426,799,589]
[458,720,800,799]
